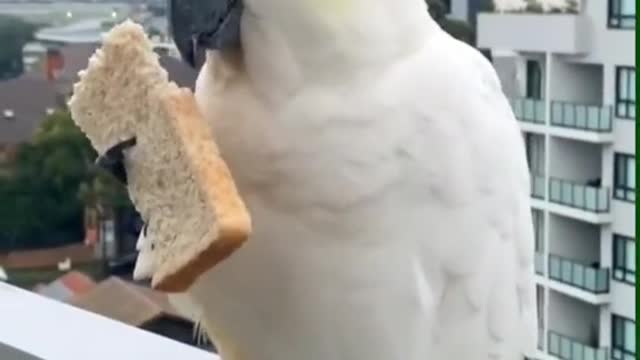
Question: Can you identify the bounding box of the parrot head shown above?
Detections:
[169,0,364,69]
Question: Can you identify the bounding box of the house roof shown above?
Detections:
[58,271,96,294]
[54,43,196,89]
[0,43,197,146]
[0,75,58,145]
[0,243,95,269]
[34,271,97,302]
[70,276,187,327]
[58,43,99,83]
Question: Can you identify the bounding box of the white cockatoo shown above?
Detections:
[127,1,539,359]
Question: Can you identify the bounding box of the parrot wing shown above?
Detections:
[405,31,538,358]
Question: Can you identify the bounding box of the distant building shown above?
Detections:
[478,1,635,359]
[21,42,47,73]
[0,2,133,27]
[40,42,193,100]
[71,277,213,351]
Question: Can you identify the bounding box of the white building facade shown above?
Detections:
[478,1,635,359]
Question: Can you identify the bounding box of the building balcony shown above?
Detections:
[546,254,611,305]
[511,97,546,129]
[477,12,591,54]
[547,178,612,224]
[549,102,614,143]
[548,331,608,360]
[548,254,609,294]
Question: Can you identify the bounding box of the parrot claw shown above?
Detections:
[95,137,137,185]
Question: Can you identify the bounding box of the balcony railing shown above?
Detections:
[548,331,608,360]
[0,283,218,360]
[535,251,545,275]
[531,174,546,199]
[550,102,613,133]
[548,178,610,213]
[548,254,609,294]
[511,98,546,124]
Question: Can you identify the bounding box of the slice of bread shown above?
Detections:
[68,20,251,292]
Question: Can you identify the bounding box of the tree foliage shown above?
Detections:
[0,111,133,250]
[0,15,38,80]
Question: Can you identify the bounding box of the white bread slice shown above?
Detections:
[68,20,251,292]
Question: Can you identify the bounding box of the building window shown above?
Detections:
[526,60,542,100]
[616,67,636,119]
[612,315,635,360]
[609,0,636,29]
[614,153,635,202]
[613,235,635,285]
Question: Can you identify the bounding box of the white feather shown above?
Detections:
[140,1,538,359]
[133,230,155,281]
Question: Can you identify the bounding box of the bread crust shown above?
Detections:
[152,89,251,292]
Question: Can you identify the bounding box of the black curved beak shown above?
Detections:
[168,0,243,69]
[96,137,137,185]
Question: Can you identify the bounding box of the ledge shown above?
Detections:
[0,283,218,360]
[477,13,590,54]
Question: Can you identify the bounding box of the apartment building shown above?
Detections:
[478,1,635,359]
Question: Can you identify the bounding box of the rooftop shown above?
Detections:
[70,276,188,327]
[0,75,57,144]
[0,243,95,269]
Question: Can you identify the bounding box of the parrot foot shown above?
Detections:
[95,137,137,185]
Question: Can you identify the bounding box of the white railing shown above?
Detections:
[0,283,218,360]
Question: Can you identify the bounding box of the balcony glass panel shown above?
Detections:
[548,254,609,293]
[550,101,613,132]
[548,178,610,213]
[512,98,545,124]
[548,331,608,360]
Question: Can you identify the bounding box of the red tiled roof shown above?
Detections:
[71,277,188,327]
[57,271,96,295]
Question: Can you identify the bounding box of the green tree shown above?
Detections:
[0,15,38,80]
[0,110,133,250]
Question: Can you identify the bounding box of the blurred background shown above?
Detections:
[0,0,635,359]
